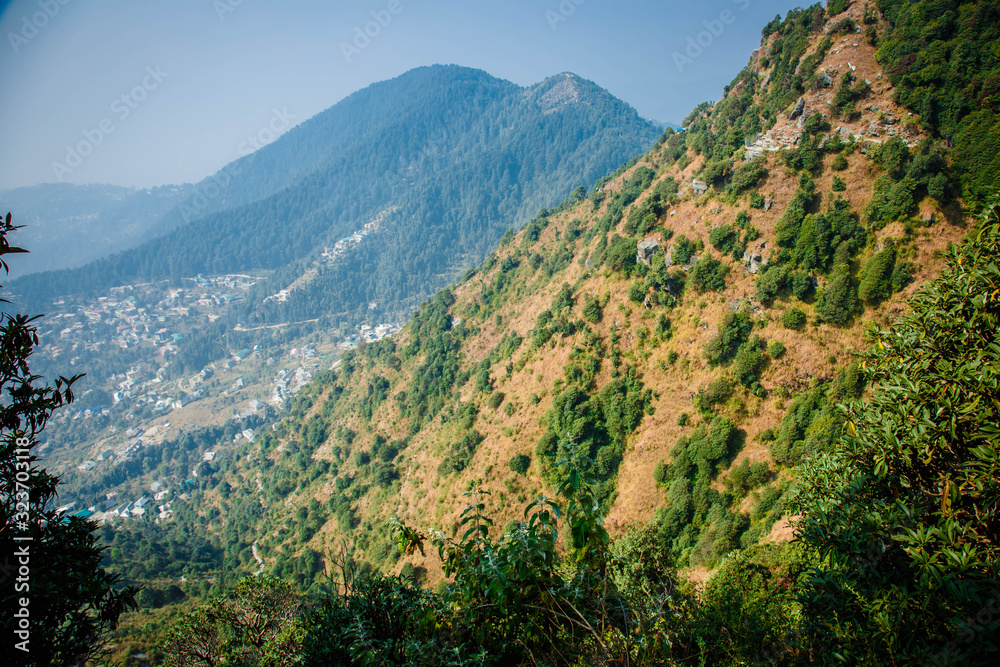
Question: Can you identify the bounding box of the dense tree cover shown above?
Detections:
[13,67,657,325]
[874,0,1000,203]
[0,216,137,666]
[793,200,1000,664]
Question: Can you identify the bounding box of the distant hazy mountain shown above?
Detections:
[0,183,193,279]
[12,65,660,321]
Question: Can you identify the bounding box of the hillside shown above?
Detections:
[12,66,659,328]
[171,0,973,579]
[72,2,1000,664]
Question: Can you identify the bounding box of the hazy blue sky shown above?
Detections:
[0,0,803,190]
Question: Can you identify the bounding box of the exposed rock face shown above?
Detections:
[789,96,806,120]
[636,238,662,267]
[743,240,769,274]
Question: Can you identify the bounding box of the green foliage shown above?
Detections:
[831,175,846,191]
[705,311,754,366]
[732,335,768,389]
[794,203,1000,664]
[508,453,530,476]
[438,430,485,476]
[865,174,917,225]
[535,366,652,507]
[816,243,858,325]
[486,391,504,410]
[688,255,729,292]
[709,224,740,255]
[623,192,666,236]
[0,215,137,667]
[581,295,602,323]
[768,339,786,359]
[693,545,809,665]
[724,459,772,497]
[728,158,769,194]
[604,234,640,275]
[627,279,647,303]
[669,236,695,270]
[694,377,733,416]
[875,0,1000,204]
[781,307,807,331]
[162,575,304,667]
[858,246,896,305]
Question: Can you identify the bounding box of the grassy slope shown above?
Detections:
[205,2,971,584]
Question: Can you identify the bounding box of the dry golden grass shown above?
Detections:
[257,13,977,582]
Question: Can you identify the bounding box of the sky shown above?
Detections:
[0,0,805,191]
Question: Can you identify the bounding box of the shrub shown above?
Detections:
[709,225,739,255]
[605,234,640,275]
[768,340,786,359]
[831,153,848,170]
[729,158,768,194]
[750,192,766,209]
[653,460,668,484]
[705,311,754,365]
[695,377,733,414]
[781,307,807,330]
[672,234,697,265]
[627,280,647,303]
[832,175,846,191]
[688,255,729,292]
[582,296,602,322]
[677,412,689,426]
[858,247,895,305]
[733,335,768,388]
[508,454,530,475]
[487,391,505,410]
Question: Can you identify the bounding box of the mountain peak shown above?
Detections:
[529,72,603,113]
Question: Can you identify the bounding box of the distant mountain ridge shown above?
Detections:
[11,65,659,326]
[0,183,194,279]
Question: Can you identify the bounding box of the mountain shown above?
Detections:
[42,1,1000,664]
[10,66,660,325]
[0,182,193,279]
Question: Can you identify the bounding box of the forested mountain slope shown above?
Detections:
[98,2,1000,664]
[186,0,978,581]
[11,66,659,326]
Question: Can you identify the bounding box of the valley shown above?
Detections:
[2,1,999,665]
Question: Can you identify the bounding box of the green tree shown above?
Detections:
[857,246,896,305]
[794,202,1000,665]
[162,575,304,667]
[0,214,137,667]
